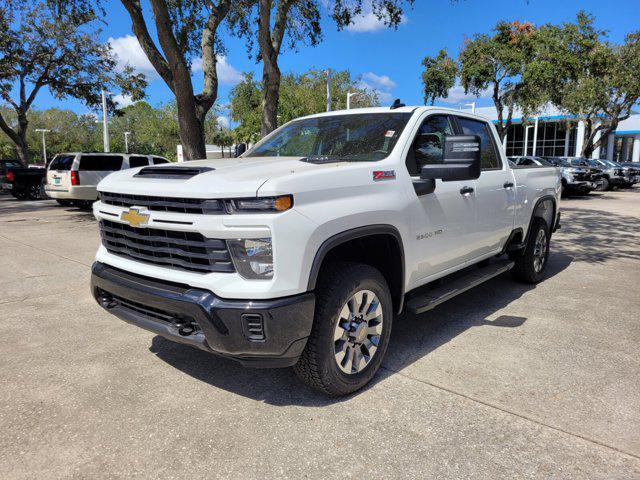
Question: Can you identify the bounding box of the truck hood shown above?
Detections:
[97,157,324,198]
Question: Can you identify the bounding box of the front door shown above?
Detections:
[455,115,514,258]
[405,114,479,283]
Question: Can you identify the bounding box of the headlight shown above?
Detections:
[227,195,292,213]
[227,238,273,279]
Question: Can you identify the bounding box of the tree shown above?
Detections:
[421,49,458,105]
[119,0,250,160]
[421,20,540,141]
[0,1,145,164]
[229,69,379,143]
[232,0,412,137]
[529,12,640,157]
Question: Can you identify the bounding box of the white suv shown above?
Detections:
[45,152,169,207]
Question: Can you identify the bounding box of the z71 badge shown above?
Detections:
[373,170,396,181]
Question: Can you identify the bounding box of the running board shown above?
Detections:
[406,259,515,315]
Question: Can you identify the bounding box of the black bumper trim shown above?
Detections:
[91,262,315,367]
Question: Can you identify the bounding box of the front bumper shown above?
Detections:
[91,262,315,367]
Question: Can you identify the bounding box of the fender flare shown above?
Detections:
[306,224,405,298]
[525,195,558,243]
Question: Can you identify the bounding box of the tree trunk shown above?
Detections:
[15,137,31,166]
[174,83,207,161]
[261,54,281,137]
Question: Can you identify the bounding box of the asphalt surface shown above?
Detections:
[0,191,639,479]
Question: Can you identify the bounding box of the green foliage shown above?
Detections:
[229,69,379,143]
[421,49,458,105]
[527,12,640,155]
[0,0,146,163]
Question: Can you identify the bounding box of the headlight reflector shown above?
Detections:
[227,238,273,279]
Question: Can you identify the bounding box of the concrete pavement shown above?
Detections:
[0,191,639,479]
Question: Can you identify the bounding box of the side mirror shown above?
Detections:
[420,134,481,182]
[234,143,247,157]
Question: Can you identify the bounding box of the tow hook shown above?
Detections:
[98,292,118,309]
[172,318,197,336]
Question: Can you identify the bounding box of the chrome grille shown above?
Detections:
[99,219,234,273]
[101,192,223,214]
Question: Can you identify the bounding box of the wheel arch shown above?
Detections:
[307,225,405,314]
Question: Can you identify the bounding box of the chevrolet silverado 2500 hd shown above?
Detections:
[91,106,561,396]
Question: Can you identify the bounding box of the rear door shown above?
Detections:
[454,116,515,258]
[47,155,76,191]
[78,155,124,186]
[405,113,479,280]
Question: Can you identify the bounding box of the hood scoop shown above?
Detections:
[135,166,214,179]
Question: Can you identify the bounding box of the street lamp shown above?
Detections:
[346,91,365,110]
[101,89,111,152]
[462,102,476,114]
[326,69,332,112]
[34,129,51,165]
[124,131,131,153]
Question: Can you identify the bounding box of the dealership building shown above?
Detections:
[471,105,640,162]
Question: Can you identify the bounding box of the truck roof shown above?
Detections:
[298,105,489,121]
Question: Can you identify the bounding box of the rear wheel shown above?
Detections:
[55,199,73,207]
[294,262,393,396]
[511,217,550,284]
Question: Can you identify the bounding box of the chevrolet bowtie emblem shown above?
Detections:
[120,207,150,228]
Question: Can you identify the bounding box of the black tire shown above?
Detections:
[294,262,393,396]
[74,200,93,209]
[27,183,42,200]
[56,199,73,207]
[511,217,550,284]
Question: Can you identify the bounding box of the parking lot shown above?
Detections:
[0,191,639,479]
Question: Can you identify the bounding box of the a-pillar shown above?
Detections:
[575,121,585,157]
[632,134,640,163]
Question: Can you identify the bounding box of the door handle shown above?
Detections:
[459,186,474,195]
[503,181,514,189]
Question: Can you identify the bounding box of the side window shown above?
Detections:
[128,156,149,168]
[78,155,123,171]
[456,117,501,170]
[153,157,169,164]
[406,115,453,176]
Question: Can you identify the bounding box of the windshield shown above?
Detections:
[246,113,413,162]
[569,158,600,168]
[543,157,571,167]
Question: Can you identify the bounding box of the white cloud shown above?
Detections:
[358,72,397,104]
[109,35,158,79]
[440,83,492,105]
[109,35,243,86]
[191,56,243,85]
[216,115,230,129]
[346,10,408,33]
[113,94,134,108]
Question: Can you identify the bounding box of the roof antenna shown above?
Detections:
[390,99,405,110]
[389,98,406,110]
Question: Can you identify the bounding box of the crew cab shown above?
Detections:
[90,106,561,396]
[46,152,170,207]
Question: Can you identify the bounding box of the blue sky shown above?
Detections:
[33,0,640,123]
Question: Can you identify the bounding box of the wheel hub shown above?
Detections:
[333,289,384,375]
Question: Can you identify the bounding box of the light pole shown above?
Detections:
[326,69,332,112]
[463,102,476,114]
[346,91,364,110]
[35,129,51,165]
[101,89,111,152]
[124,131,131,153]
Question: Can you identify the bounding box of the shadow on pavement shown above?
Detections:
[148,204,635,404]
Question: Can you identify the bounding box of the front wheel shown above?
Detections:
[511,217,550,284]
[294,262,393,396]
[597,177,610,191]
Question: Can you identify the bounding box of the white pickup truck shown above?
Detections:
[91,106,561,396]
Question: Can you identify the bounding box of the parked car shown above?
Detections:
[45,153,169,207]
[534,156,600,196]
[581,158,633,190]
[0,159,24,195]
[2,165,47,200]
[90,106,561,396]
[610,161,640,187]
